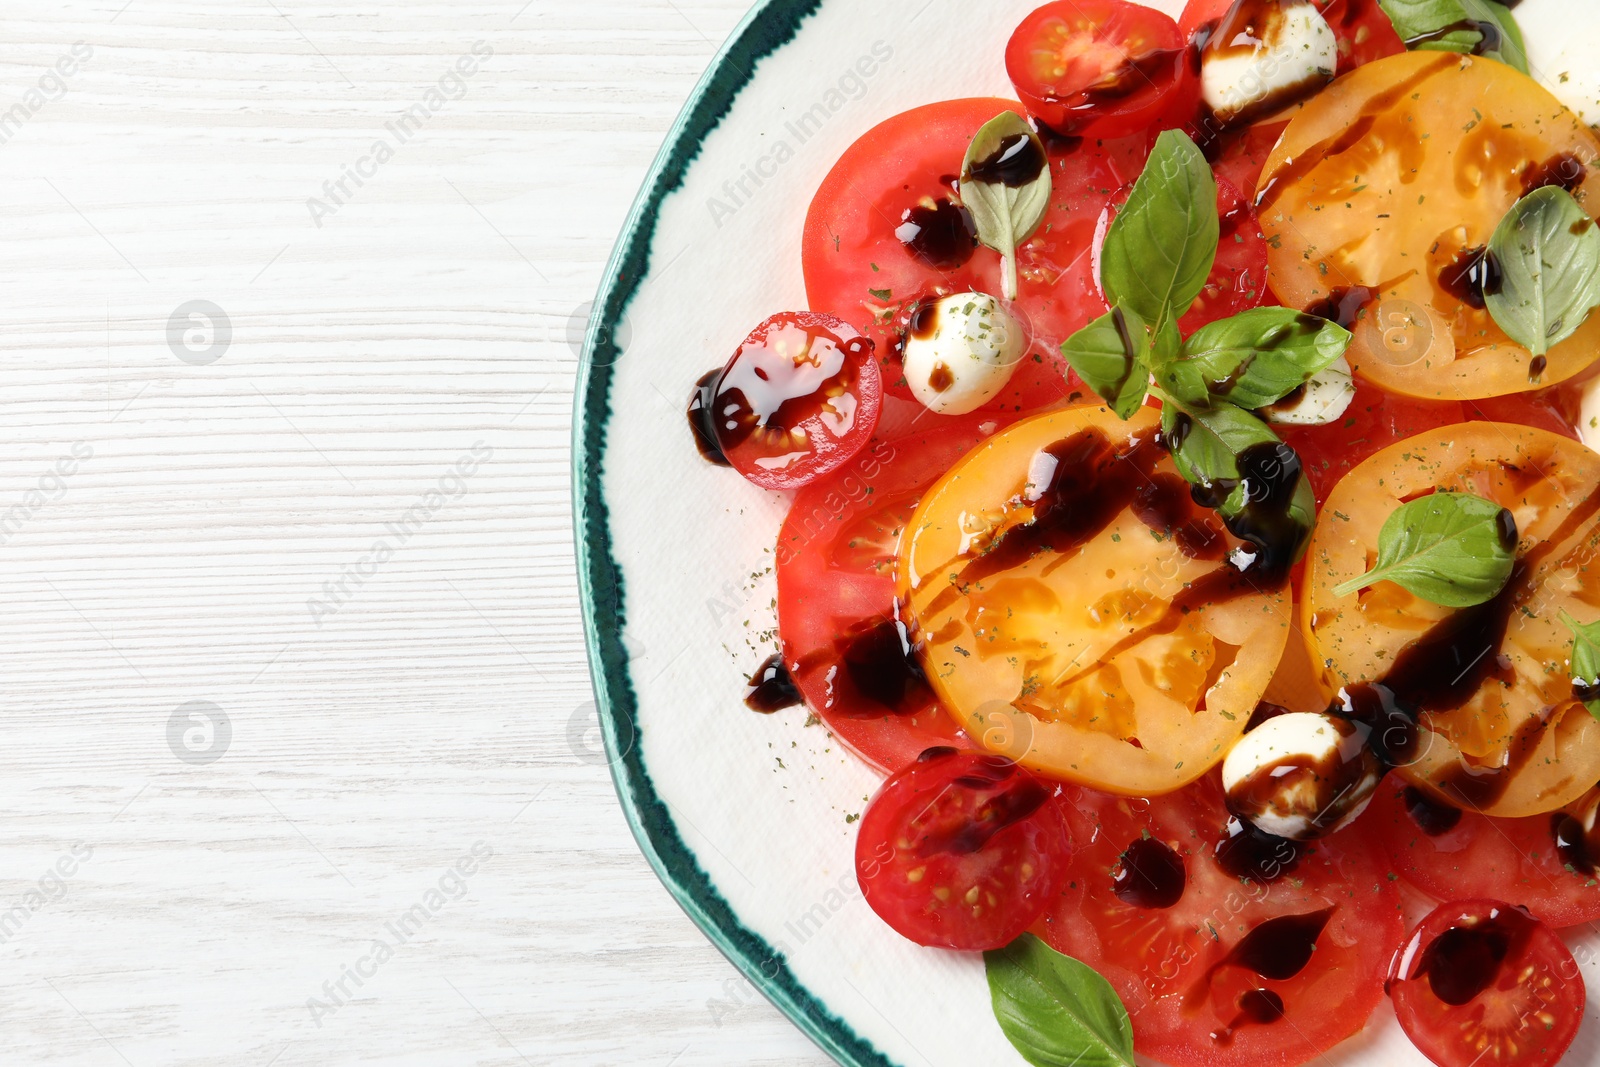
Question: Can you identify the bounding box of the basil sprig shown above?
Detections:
[1158,391,1316,563]
[1333,491,1518,607]
[987,935,1136,1067]
[1159,308,1351,411]
[1485,186,1600,358]
[1560,612,1600,721]
[960,112,1052,301]
[1100,130,1219,333]
[1059,305,1161,419]
[1378,0,1529,72]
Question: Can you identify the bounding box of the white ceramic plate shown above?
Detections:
[575,2,1600,1063]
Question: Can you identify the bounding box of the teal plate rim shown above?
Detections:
[571,2,893,1065]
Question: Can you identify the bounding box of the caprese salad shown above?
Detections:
[687,2,1600,1065]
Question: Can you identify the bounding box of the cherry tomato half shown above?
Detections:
[1388,900,1583,1067]
[856,748,1070,950]
[1007,0,1194,139]
[707,311,881,490]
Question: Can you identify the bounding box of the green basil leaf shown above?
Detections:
[1100,130,1219,332]
[986,935,1136,1067]
[960,112,1052,302]
[1378,0,1526,70]
[1560,612,1600,721]
[1332,491,1518,607]
[1472,0,1529,73]
[1060,306,1151,419]
[1485,186,1600,357]
[1157,392,1316,572]
[1160,308,1351,410]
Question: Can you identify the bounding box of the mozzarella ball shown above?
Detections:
[1260,356,1357,426]
[1202,0,1338,127]
[1221,711,1383,840]
[1578,374,1600,455]
[903,293,1027,415]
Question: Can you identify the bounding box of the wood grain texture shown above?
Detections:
[0,1,828,1064]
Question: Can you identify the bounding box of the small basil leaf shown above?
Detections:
[1060,306,1150,420]
[1161,308,1351,410]
[960,112,1052,301]
[986,935,1136,1067]
[1560,612,1600,721]
[1332,491,1518,607]
[1485,186,1600,357]
[1158,393,1315,575]
[1472,0,1529,73]
[1101,130,1219,332]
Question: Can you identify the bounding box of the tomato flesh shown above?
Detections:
[1007,0,1194,139]
[1388,900,1583,1067]
[1369,777,1600,929]
[1038,774,1402,1067]
[802,98,1146,413]
[776,411,1012,772]
[707,311,881,490]
[856,749,1071,950]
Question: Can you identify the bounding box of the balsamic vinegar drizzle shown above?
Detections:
[1401,906,1538,1006]
[1522,152,1588,197]
[1551,812,1596,876]
[687,369,732,467]
[744,654,803,713]
[915,757,1050,857]
[1403,19,1502,55]
[965,133,1047,187]
[1437,244,1503,310]
[1404,786,1463,836]
[1188,908,1336,1013]
[1214,816,1303,883]
[898,199,978,270]
[1112,837,1187,909]
[1211,989,1286,1046]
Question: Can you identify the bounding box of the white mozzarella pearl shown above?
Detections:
[1221,711,1382,840]
[903,293,1028,416]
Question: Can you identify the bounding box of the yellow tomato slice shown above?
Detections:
[1258,51,1600,400]
[1302,422,1600,817]
[897,407,1290,796]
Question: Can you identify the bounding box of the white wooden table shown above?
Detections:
[0,2,827,1063]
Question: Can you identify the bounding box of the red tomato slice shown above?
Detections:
[775,412,1005,773]
[1180,176,1268,332]
[1006,0,1195,139]
[1038,774,1401,1067]
[856,748,1071,950]
[1276,377,1465,504]
[1367,777,1600,929]
[1465,389,1583,443]
[1207,121,1288,204]
[701,311,882,490]
[1388,900,1584,1067]
[802,99,1146,414]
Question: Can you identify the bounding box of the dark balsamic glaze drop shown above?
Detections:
[1306,285,1377,329]
[1412,906,1538,1005]
[908,300,941,341]
[1522,152,1588,197]
[1576,677,1600,705]
[1132,474,1227,561]
[1552,813,1596,875]
[836,619,930,716]
[966,133,1047,187]
[1404,786,1463,836]
[1214,816,1303,883]
[1403,18,1502,54]
[897,199,977,270]
[1112,837,1187,909]
[1212,989,1286,1046]
[915,757,1051,857]
[1437,245,1502,310]
[1188,908,1335,1007]
[744,654,803,713]
[1530,355,1549,383]
[687,369,732,467]
[928,363,954,394]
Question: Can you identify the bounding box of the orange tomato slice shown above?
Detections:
[1302,422,1600,817]
[898,406,1290,795]
[1258,52,1600,401]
